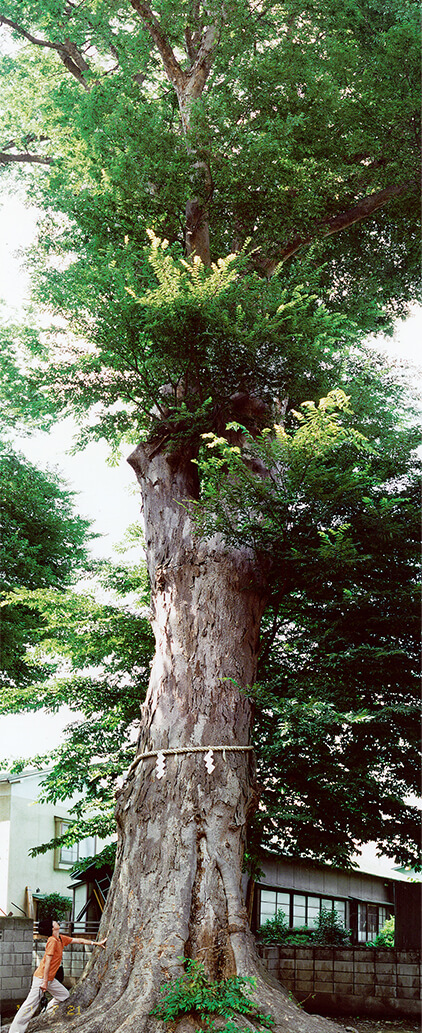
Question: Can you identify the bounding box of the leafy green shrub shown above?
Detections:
[259,907,352,947]
[150,958,274,1032]
[313,908,351,946]
[284,928,315,946]
[371,915,395,948]
[71,843,116,875]
[37,892,72,922]
[259,908,290,943]
[259,910,317,945]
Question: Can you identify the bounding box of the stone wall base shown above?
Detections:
[0,918,34,1021]
[258,944,422,1019]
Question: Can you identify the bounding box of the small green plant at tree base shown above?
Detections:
[150,958,275,1032]
[37,892,72,922]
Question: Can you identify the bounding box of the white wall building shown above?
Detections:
[0,769,107,920]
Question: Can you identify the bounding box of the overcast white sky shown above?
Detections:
[0,196,142,560]
[0,196,143,762]
[1,194,421,794]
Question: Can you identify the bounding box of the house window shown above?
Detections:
[334,900,346,924]
[292,894,306,928]
[307,896,322,928]
[260,889,290,924]
[54,819,97,869]
[59,839,78,866]
[259,887,349,931]
[357,902,392,942]
[378,906,388,930]
[368,904,378,938]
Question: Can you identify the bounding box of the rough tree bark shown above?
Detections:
[27,443,342,1033]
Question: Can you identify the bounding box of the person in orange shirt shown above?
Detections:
[9,915,107,1033]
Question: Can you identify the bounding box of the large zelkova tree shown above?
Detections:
[0,2,420,1031]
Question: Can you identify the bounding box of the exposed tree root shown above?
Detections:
[10,954,343,1033]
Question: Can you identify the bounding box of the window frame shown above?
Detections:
[357,901,393,942]
[54,818,97,870]
[258,885,349,931]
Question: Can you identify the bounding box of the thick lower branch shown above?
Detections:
[0,151,52,165]
[253,178,418,274]
[129,0,186,90]
[0,14,59,49]
[0,15,90,89]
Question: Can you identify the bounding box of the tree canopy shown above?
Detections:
[0,0,420,444]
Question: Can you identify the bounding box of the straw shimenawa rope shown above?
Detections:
[128,744,254,777]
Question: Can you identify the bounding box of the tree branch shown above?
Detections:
[1,132,47,151]
[130,0,223,102]
[0,132,52,167]
[129,0,186,90]
[58,37,90,87]
[0,150,52,165]
[0,14,58,49]
[184,25,200,63]
[254,179,419,274]
[0,15,90,89]
[186,20,222,100]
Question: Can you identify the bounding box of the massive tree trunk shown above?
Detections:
[29,444,342,1033]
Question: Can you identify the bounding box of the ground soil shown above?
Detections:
[2,1007,420,1032]
[330,1017,420,1033]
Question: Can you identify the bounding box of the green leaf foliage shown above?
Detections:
[371,915,395,948]
[0,442,91,688]
[0,563,154,850]
[0,0,420,447]
[37,892,72,922]
[195,388,421,867]
[258,907,351,947]
[259,909,290,945]
[150,958,274,1032]
[313,909,351,946]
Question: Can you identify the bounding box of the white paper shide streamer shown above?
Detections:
[126,745,254,782]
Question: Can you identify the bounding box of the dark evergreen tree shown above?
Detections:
[0,443,90,687]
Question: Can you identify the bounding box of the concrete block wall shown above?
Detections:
[258,944,422,1018]
[0,917,34,1019]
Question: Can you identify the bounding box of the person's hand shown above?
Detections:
[96,938,107,949]
[41,980,48,991]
